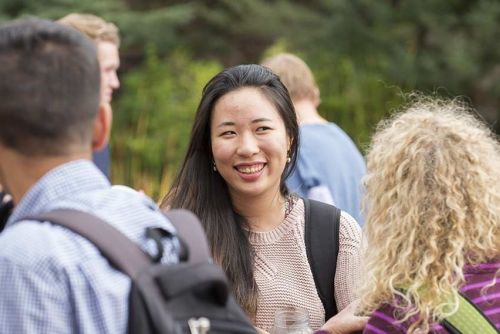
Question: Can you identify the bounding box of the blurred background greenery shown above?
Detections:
[1,0,499,200]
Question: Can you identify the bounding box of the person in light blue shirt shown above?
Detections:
[0,18,178,333]
[262,53,366,225]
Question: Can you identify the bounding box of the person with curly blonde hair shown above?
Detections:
[359,97,500,333]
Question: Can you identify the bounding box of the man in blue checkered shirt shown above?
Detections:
[0,18,179,333]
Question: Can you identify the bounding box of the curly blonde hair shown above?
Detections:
[359,97,500,333]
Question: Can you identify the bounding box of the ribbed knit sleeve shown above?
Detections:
[334,211,362,311]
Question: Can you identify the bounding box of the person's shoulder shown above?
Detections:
[300,122,338,137]
[300,122,361,152]
[104,185,173,230]
[107,185,159,211]
[325,122,363,147]
[0,220,74,269]
[339,210,361,231]
[338,210,362,245]
[301,122,347,136]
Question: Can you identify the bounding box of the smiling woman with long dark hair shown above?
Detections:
[161,64,364,333]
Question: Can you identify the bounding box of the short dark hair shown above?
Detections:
[0,18,101,155]
[162,64,299,315]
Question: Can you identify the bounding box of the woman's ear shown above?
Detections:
[91,102,112,152]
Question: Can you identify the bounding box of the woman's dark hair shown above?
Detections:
[161,64,299,316]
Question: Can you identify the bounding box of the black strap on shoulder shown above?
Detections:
[161,209,211,264]
[24,209,151,279]
[24,208,210,278]
[303,198,341,320]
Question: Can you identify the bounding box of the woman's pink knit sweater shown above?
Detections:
[248,198,362,331]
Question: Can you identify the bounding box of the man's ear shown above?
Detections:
[91,102,112,152]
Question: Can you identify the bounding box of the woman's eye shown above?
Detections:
[221,131,236,137]
[256,126,271,132]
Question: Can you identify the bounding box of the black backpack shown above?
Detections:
[303,198,341,321]
[25,209,256,334]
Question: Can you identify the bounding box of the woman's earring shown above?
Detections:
[287,156,291,163]
[212,162,217,172]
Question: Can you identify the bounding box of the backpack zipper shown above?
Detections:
[188,317,210,334]
[184,317,255,333]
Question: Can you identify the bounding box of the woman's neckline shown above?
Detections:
[248,195,302,245]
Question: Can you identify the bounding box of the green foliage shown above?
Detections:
[0,0,124,21]
[112,47,221,200]
[110,3,195,55]
[280,0,500,146]
[314,56,404,153]
[1,0,498,194]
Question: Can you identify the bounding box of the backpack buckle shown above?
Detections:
[188,317,210,334]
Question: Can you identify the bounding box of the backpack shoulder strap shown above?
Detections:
[441,292,498,334]
[303,198,341,320]
[24,209,150,279]
[161,209,211,264]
